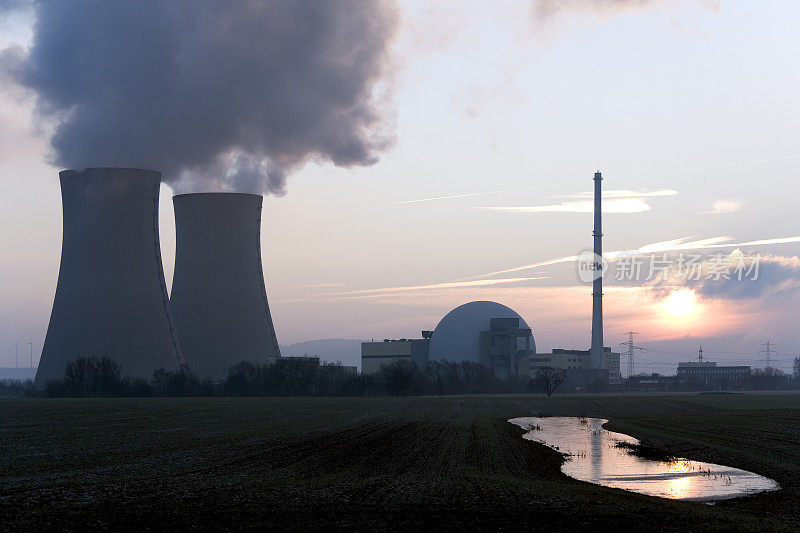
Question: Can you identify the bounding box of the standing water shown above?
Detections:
[510,417,779,502]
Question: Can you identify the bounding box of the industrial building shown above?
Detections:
[361,336,431,374]
[36,168,183,388]
[427,301,535,378]
[361,301,534,378]
[529,348,621,383]
[676,361,750,386]
[620,374,681,393]
[478,317,532,378]
[428,301,535,378]
[170,193,281,381]
[360,172,623,387]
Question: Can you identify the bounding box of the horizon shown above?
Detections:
[2,0,800,375]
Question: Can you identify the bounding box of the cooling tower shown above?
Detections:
[170,193,281,381]
[35,168,183,388]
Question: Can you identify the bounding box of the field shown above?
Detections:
[2,393,799,531]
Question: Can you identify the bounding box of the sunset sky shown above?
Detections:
[1,0,799,373]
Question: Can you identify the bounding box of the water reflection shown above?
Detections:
[510,417,779,501]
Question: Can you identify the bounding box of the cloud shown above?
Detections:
[568,189,678,199]
[293,282,346,290]
[2,0,399,195]
[396,186,679,206]
[653,250,800,301]
[480,198,652,213]
[477,188,678,215]
[530,0,719,22]
[394,180,586,205]
[704,200,742,214]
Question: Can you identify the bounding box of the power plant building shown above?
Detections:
[362,301,535,378]
[676,361,750,385]
[478,317,532,378]
[427,301,535,378]
[529,348,621,384]
[35,168,183,387]
[170,193,281,381]
[361,336,431,374]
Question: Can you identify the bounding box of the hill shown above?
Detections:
[279,339,364,369]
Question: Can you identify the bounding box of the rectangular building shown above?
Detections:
[361,338,430,374]
[529,347,621,384]
[676,361,750,388]
[478,317,532,378]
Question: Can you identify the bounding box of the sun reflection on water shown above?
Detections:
[510,416,779,502]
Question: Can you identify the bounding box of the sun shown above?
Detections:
[662,289,697,317]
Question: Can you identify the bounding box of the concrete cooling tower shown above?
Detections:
[35,168,183,388]
[170,193,281,381]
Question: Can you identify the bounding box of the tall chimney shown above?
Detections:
[590,170,604,369]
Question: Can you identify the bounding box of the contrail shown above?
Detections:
[284,275,549,303]
[394,180,584,204]
[461,235,800,280]
[397,154,800,205]
[566,189,678,198]
[679,154,800,172]
[478,198,652,214]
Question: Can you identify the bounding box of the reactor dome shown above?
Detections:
[428,301,535,363]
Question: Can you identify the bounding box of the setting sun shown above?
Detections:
[662,289,697,317]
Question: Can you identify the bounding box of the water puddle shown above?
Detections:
[509,417,779,502]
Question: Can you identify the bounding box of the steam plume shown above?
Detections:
[2,0,398,194]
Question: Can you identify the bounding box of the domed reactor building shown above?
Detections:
[35,168,183,388]
[428,301,535,379]
[170,193,281,381]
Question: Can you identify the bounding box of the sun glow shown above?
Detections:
[662,289,697,318]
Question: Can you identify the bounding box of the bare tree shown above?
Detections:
[379,360,417,396]
[533,367,565,397]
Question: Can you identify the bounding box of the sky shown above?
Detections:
[1,0,799,374]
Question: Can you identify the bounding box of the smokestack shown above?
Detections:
[590,170,604,369]
[35,168,183,388]
[170,193,281,381]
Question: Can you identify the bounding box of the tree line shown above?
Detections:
[2,355,798,398]
[4,357,550,397]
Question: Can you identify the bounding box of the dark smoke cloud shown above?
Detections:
[2,0,398,194]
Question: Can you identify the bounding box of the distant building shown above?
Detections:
[676,361,750,389]
[478,317,532,378]
[428,301,535,378]
[529,347,621,384]
[266,355,357,375]
[361,336,430,374]
[363,301,536,378]
[620,374,680,393]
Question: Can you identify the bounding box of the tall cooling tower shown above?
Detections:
[170,193,281,380]
[35,168,183,388]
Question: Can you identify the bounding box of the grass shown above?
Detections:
[1,393,799,531]
[613,440,676,462]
